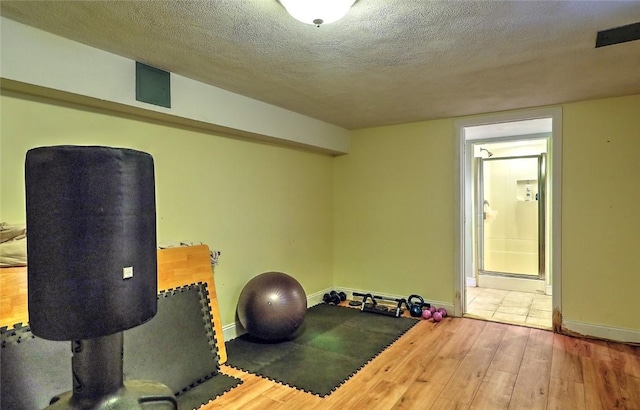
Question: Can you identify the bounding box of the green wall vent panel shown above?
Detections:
[136,62,171,108]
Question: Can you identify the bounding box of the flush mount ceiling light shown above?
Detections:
[279,0,357,27]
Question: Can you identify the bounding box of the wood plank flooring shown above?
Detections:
[205,317,640,409]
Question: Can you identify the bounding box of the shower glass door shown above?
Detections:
[478,154,545,279]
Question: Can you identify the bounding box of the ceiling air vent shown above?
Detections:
[595,22,640,48]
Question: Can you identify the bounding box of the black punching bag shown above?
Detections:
[25,146,158,341]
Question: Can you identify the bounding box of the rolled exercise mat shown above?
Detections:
[25,145,158,340]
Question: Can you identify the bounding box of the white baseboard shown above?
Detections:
[307,288,332,306]
[546,284,552,296]
[563,320,640,344]
[222,287,453,341]
[222,321,242,342]
[222,287,640,345]
[466,277,477,287]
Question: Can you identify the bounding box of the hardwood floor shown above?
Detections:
[205,317,640,409]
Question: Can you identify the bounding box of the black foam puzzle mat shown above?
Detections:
[225,303,418,397]
[1,283,241,409]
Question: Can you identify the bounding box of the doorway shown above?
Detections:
[477,143,546,281]
[469,139,551,327]
[454,108,562,330]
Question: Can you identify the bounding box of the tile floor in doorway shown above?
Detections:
[466,286,552,328]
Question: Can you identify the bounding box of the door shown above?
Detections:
[477,154,546,279]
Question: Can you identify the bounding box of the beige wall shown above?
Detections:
[333,119,455,304]
[0,91,335,326]
[334,93,640,332]
[3,87,639,334]
[561,94,640,330]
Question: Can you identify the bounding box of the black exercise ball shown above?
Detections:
[237,272,307,340]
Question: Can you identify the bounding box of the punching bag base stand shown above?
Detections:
[47,380,177,410]
[44,333,177,410]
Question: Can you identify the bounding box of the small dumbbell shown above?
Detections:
[323,292,340,305]
[330,290,347,301]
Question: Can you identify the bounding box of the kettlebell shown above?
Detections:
[408,294,425,318]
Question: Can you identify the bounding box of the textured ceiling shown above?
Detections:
[2,1,640,130]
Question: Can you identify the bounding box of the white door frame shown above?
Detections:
[453,107,562,328]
